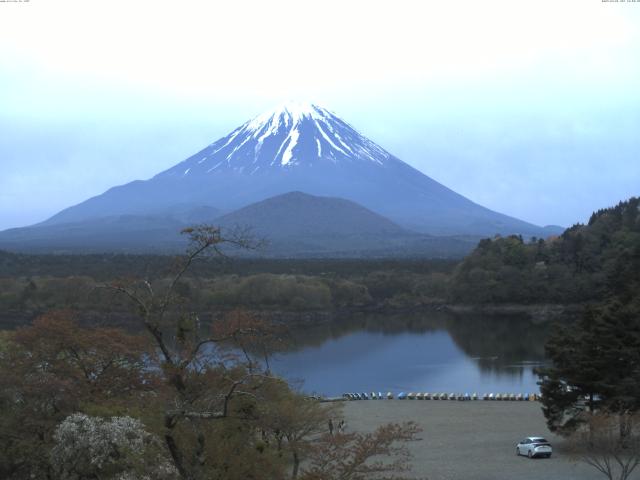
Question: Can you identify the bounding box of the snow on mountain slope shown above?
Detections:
[158,102,391,177]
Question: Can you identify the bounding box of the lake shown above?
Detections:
[0,309,552,398]
[269,312,551,397]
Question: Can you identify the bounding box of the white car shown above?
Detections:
[516,437,552,458]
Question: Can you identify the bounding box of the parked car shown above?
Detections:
[516,437,552,458]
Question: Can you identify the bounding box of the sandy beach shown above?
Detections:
[342,400,603,480]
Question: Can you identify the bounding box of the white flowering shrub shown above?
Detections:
[51,413,177,480]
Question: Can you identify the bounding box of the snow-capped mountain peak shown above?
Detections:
[245,101,328,131]
[160,102,392,177]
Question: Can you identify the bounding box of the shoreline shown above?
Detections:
[0,301,579,330]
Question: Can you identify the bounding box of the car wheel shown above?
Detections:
[516,447,520,456]
[528,450,533,459]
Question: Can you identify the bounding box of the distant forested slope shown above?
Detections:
[449,197,640,304]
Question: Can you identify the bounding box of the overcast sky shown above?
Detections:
[1,0,639,230]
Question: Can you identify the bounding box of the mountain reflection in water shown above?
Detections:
[269,312,550,397]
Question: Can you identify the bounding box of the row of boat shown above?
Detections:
[343,392,540,401]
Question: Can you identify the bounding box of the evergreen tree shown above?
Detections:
[538,301,640,435]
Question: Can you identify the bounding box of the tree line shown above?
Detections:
[0,226,422,480]
[0,265,454,325]
[450,197,640,305]
[532,198,640,479]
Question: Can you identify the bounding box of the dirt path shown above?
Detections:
[342,400,601,480]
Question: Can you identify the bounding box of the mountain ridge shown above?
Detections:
[0,191,479,257]
[5,102,562,254]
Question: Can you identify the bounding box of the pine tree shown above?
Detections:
[538,302,640,435]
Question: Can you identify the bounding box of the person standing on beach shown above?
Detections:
[328,418,334,435]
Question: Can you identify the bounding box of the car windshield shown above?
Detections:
[532,438,549,443]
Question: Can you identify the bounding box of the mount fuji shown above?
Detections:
[0,102,561,254]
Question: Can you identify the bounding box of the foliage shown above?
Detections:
[98,228,287,479]
[0,267,457,322]
[256,382,339,479]
[0,226,430,479]
[0,250,456,281]
[0,312,153,479]
[534,199,640,435]
[300,422,422,480]
[51,413,177,480]
[538,301,640,435]
[205,274,333,310]
[450,197,640,305]
[95,226,422,480]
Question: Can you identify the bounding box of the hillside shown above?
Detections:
[0,192,479,257]
[217,191,407,237]
[449,197,640,304]
[216,192,478,257]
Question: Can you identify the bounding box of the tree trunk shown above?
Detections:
[619,413,631,444]
[195,431,206,466]
[165,414,190,480]
[291,450,300,480]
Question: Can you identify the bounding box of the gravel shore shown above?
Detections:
[342,400,601,480]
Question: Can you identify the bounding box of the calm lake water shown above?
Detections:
[0,310,552,398]
[269,312,551,397]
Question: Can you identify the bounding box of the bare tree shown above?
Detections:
[100,225,274,479]
[569,412,640,480]
[301,422,422,480]
[100,226,423,480]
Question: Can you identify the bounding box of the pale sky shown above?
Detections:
[1,0,639,230]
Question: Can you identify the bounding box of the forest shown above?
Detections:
[449,197,640,305]
[2,198,639,323]
[0,254,456,329]
[1,198,639,479]
[0,227,423,480]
